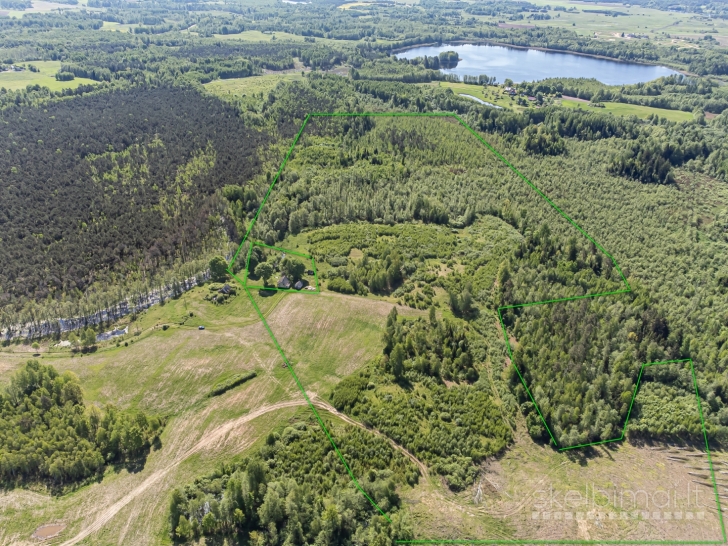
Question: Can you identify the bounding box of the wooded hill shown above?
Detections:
[0,86,267,306]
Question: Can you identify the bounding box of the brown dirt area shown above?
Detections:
[31,523,65,540]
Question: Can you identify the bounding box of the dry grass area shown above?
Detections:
[263,290,423,393]
[403,415,727,542]
[0,288,422,545]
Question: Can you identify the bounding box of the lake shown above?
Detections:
[395,43,679,85]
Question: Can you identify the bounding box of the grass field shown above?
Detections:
[100,21,138,32]
[204,73,305,98]
[421,81,520,110]
[470,0,728,46]
[560,97,695,122]
[419,82,697,121]
[210,30,349,48]
[0,61,97,91]
[212,29,308,42]
[0,283,419,545]
[1,0,81,18]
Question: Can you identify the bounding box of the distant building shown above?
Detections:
[294,280,304,290]
[504,87,516,95]
[218,284,231,294]
[277,276,291,289]
[96,326,129,342]
[306,269,314,275]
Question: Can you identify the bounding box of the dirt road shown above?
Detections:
[57,396,431,546]
[57,399,308,546]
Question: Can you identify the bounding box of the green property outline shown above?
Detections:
[225,112,726,543]
[243,241,320,293]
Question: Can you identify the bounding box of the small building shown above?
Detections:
[306,269,314,275]
[504,86,516,95]
[277,276,291,289]
[294,280,304,290]
[527,96,536,102]
[218,284,231,294]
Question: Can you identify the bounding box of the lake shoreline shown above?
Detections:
[391,40,690,77]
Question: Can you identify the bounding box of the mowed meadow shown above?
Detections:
[0,285,414,545]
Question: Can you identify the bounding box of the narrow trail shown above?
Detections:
[57,399,308,546]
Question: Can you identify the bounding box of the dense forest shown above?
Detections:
[0,86,267,305]
[245,109,728,450]
[0,360,163,490]
[168,419,414,544]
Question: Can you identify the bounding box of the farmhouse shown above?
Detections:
[277,276,291,289]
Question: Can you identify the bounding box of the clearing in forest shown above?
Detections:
[226,112,725,544]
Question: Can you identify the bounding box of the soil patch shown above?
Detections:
[32,523,66,540]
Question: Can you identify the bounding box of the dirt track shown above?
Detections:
[57,399,308,546]
[57,396,431,546]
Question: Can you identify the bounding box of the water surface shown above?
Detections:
[395,43,679,85]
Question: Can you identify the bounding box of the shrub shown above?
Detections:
[210,371,257,396]
[327,277,355,294]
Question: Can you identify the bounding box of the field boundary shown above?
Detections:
[226,112,726,543]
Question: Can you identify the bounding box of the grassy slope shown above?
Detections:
[560,97,695,122]
[0,284,420,545]
[0,61,97,91]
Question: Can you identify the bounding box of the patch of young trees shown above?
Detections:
[169,421,414,544]
[331,353,511,490]
[0,361,163,490]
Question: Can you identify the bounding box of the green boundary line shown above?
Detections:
[225,112,725,544]
[399,359,725,545]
